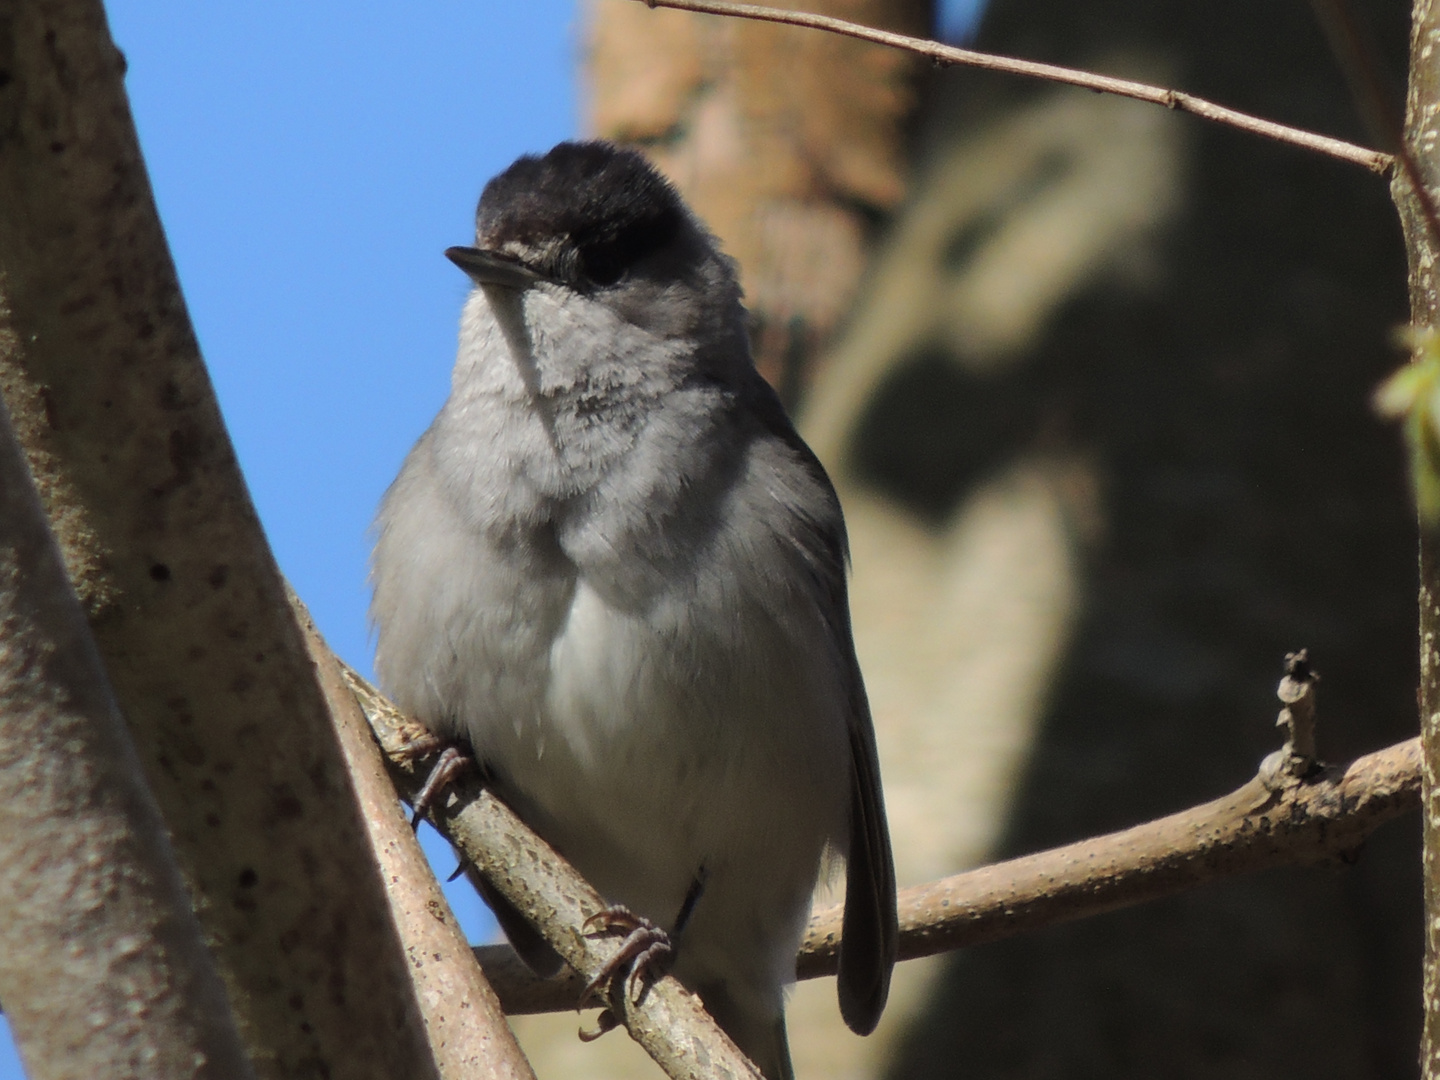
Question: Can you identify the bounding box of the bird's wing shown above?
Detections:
[743,378,898,1035]
[836,647,897,1035]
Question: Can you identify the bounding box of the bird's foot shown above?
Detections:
[580,906,674,1008]
[409,745,473,831]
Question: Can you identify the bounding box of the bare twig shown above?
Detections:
[294,596,536,1080]
[341,665,765,1080]
[469,680,1420,1014]
[0,399,254,1080]
[804,733,1418,973]
[627,0,1393,175]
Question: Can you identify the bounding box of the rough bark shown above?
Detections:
[0,396,254,1080]
[0,3,440,1076]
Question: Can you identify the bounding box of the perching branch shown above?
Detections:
[449,659,1419,1015]
[0,394,255,1080]
[627,0,1394,175]
[342,665,765,1080]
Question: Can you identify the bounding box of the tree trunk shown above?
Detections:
[1395,5,1440,1075]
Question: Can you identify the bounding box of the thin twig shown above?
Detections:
[628,0,1393,175]
[341,663,765,1080]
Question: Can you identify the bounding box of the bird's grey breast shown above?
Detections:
[441,284,750,607]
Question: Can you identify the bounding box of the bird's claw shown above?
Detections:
[577,1008,620,1042]
[409,745,473,831]
[580,905,674,1008]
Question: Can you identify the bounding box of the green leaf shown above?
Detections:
[1377,324,1440,524]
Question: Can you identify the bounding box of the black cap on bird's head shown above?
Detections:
[446,141,691,292]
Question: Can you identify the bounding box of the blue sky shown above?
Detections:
[0,2,576,1074]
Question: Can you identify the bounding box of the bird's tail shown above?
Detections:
[700,983,794,1080]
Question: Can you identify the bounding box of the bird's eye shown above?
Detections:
[578,242,628,287]
[573,205,682,289]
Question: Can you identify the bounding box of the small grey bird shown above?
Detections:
[371,141,896,1080]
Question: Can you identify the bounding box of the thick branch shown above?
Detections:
[628,0,1393,174]
[0,3,441,1075]
[474,734,1420,1013]
[0,399,254,1079]
[342,666,764,1080]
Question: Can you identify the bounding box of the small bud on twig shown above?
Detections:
[1263,649,1321,786]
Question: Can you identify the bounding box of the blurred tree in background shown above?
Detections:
[516,1,1422,1077]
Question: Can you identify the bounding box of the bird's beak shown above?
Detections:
[445,246,543,290]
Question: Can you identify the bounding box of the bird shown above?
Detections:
[370,140,896,1080]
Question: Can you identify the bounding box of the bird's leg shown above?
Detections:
[672,866,708,939]
[581,868,709,1011]
[408,744,474,832]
